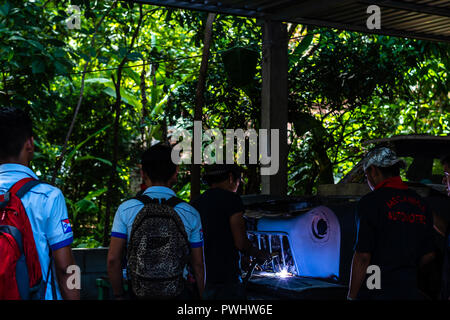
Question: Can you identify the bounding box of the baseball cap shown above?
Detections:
[202,164,242,185]
[362,147,407,172]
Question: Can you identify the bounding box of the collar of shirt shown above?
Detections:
[0,163,39,179]
[142,186,176,199]
[374,176,408,191]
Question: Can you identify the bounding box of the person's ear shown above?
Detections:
[365,166,376,190]
[368,166,379,178]
[169,166,179,186]
[25,137,34,152]
[140,168,152,186]
[24,137,34,162]
[365,166,372,178]
[372,166,382,179]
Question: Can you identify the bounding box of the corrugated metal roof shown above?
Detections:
[134,0,450,42]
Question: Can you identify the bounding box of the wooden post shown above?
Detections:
[261,20,288,196]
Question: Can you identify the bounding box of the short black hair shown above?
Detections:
[202,164,242,186]
[141,143,177,183]
[0,107,33,161]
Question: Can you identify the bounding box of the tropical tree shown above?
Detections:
[1,0,448,246]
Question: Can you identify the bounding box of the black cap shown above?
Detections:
[202,164,242,185]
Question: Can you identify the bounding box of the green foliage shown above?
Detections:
[221,47,258,89]
[1,1,448,246]
[73,236,102,249]
[287,28,449,193]
[0,0,73,114]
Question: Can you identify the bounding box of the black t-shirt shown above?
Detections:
[355,186,435,299]
[191,188,245,285]
[442,230,450,300]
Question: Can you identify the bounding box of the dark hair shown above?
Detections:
[202,164,242,186]
[377,162,401,178]
[141,143,177,183]
[0,107,33,161]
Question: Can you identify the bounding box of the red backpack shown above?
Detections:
[0,178,46,300]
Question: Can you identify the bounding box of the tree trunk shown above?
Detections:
[190,13,216,201]
[51,0,119,185]
[140,61,148,148]
[102,5,144,246]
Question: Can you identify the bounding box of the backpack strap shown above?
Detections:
[0,192,10,209]
[134,194,159,205]
[45,254,57,300]
[134,195,185,208]
[0,178,41,209]
[0,225,30,299]
[0,225,24,254]
[165,197,185,208]
[8,178,42,199]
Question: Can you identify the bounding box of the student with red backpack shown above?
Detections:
[0,107,79,300]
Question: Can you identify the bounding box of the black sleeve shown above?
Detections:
[354,196,378,253]
[225,192,245,218]
[444,232,450,299]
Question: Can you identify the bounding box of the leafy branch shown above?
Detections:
[51,0,119,184]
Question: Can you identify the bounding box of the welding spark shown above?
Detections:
[275,268,290,279]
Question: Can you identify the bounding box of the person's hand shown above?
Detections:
[255,249,271,265]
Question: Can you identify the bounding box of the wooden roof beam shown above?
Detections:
[358,0,450,18]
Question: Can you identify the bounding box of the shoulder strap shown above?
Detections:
[164,197,190,248]
[165,197,185,208]
[49,258,57,300]
[8,178,42,199]
[134,195,185,208]
[0,225,24,254]
[134,194,159,205]
[0,178,41,209]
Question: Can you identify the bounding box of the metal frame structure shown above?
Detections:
[134,0,450,42]
[247,230,299,276]
[131,0,449,195]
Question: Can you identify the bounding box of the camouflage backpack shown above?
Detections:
[127,196,190,299]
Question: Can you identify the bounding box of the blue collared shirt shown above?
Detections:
[0,163,73,300]
[111,186,203,248]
